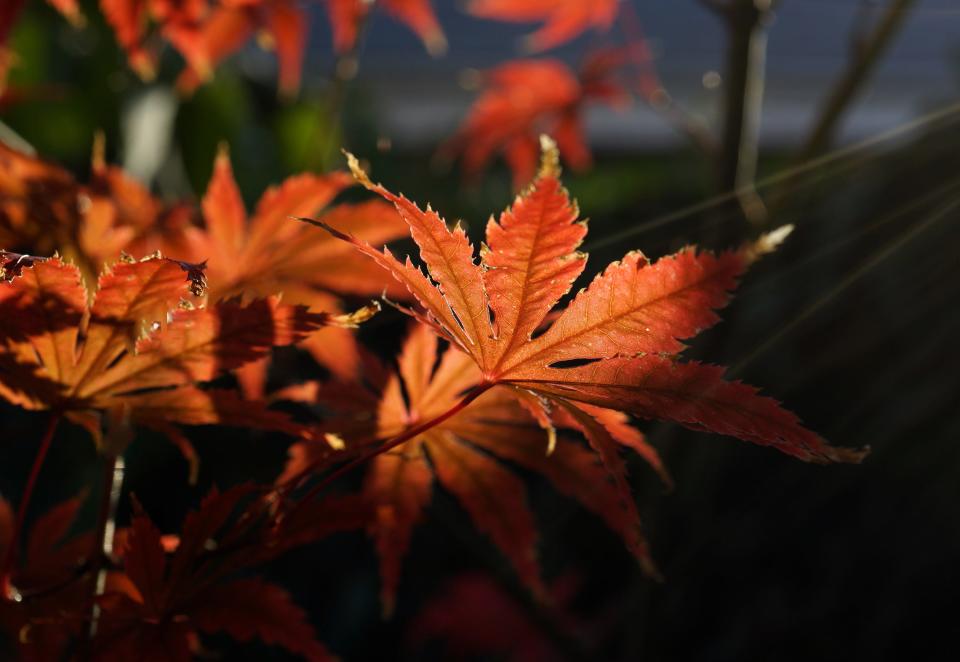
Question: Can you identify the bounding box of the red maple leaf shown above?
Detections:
[278,323,669,613]
[94,485,365,660]
[0,481,367,659]
[441,54,629,187]
[176,0,444,95]
[467,0,620,52]
[293,136,867,598]
[326,0,445,55]
[409,571,583,662]
[92,489,320,660]
[0,493,93,660]
[99,0,209,81]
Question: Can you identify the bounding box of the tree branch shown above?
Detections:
[716,0,774,227]
[798,0,917,165]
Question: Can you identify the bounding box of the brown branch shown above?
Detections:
[620,1,717,157]
[716,0,774,227]
[797,0,918,165]
[769,0,917,214]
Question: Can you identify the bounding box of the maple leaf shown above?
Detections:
[175,146,407,394]
[279,324,669,613]
[326,0,446,56]
[173,0,307,96]
[441,56,628,187]
[297,136,868,588]
[0,493,93,660]
[409,571,582,662]
[467,0,620,52]
[99,0,209,82]
[0,140,197,282]
[1,139,397,393]
[92,486,354,661]
[176,0,444,95]
[0,252,345,454]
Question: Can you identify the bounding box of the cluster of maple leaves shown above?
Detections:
[0,129,866,659]
[0,2,871,659]
[0,0,647,186]
[1,0,616,93]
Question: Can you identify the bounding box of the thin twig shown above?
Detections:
[583,99,960,251]
[770,0,917,213]
[86,453,125,640]
[729,193,960,377]
[620,2,717,157]
[797,0,917,165]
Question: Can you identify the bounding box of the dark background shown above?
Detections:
[2,0,960,660]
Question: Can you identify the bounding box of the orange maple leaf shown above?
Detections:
[441,55,629,187]
[0,140,196,282]
[0,252,344,450]
[467,0,619,52]
[296,136,868,587]
[181,147,407,393]
[279,323,670,613]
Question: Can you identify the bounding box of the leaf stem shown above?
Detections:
[2,413,60,600]
[286,382,496,514]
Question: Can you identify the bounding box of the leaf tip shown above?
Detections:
[746,224,794,262]
[324,433,346,450]
[343,150,374,190]
[91,130,106,172]
[216,141,231,163]
[332,301,381,328]
[823,443,871,465]
[545,424,557,456]
[537,134,561,180]
[425,32,448,57]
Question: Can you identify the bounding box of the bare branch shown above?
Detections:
[716,0,774,227]
[770,0,917,214]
